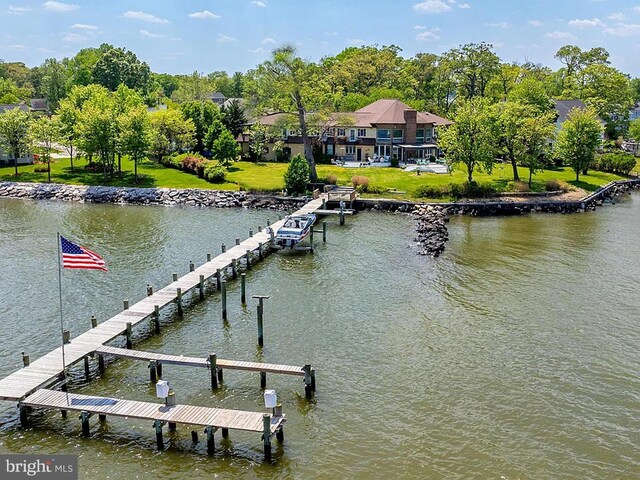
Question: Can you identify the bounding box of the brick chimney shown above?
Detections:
[404,109,417,144]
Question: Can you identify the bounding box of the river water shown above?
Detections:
[0,195,638,479]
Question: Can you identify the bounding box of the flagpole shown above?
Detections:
[56,232,69,406]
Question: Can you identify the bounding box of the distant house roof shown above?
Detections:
[0,104,29,114]
[205,92,227,105]
[354,99,453,127]
[552,99,587,124]
[30,98,48,111]
[222,97,245,109]
[147,104,168,113]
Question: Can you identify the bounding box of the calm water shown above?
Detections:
[0,195,639,479]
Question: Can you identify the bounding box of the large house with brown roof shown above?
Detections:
[240,99,452,163]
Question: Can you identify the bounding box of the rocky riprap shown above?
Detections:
[0,182,309,211]
[412,205,449,257]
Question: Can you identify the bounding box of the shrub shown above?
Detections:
[451,181,497,199]
[284,154,309,195]
[414,184,450,198]
[366,185,384,194]
[325,173,338,185]
[203,162,226,183]
[351,175,370,192]
[181,155,207,177]
[506,181,530,193]
[34,164,50,173]
[594,152,636,175]
[390,156,399,168]
[545,179,572,192]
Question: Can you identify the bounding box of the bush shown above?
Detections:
[451,181,498,199]
[414,184,450,198]
[284,154,309,195]
[203,162,226,183]
[506,181,530,193]
[351,175,370,192]
[34,164,50,173]
[545,179,572,192]
[390,156,399,168]
[594,152,636,175]
[181,155,207,177]
[325,173,338,185]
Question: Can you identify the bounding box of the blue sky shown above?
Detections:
[3,0,640,76]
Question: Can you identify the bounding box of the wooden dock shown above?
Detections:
[20,389,285,456]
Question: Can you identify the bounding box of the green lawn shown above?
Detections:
[0,157,627,201]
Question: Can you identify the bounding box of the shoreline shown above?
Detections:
[1,179,639,215]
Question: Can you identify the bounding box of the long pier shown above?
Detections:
[0,191,353,459]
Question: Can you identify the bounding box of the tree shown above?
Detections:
[0,107,31,176]
[493,101,533,181]
[29,116,60,182]
[39,58,67,111]
[438,98,496,183]
[251,46,330,182]
[221,99,246,138]
[171,71,215,103]
[520,113,557,187]
[212,128,240,168]
[92,45,152,96]
[149,109,195,162]
[284,154,309,195]
[180,101,221,153]
[629,118,640,143]
[113,84,145,174]
[76,87,116,180]
[204,118,226,151]
[248,122,268,162]
[66,46,105,87]
[443,42,500,99]
[119,106,150,183]
[554,107,603,181]
[508,77,553,113]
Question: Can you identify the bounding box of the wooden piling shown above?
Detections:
[207,253,212,262]
[323,221,327,242]
[231,258,238,278]
[21,352,29,367]
[215,269,221,291]
[123,299,129,310]
[149,360,157,383]
[222,428,229,438]
[217,368,223,382]
[260,372,267,389]
[81,411,90,437]
[191,431,199,443]
[84,356,90,381]
[249,229,253,238]
[221,281,227,321]
[253,295,269,347]
[258,242,264,260]
[310,227,314,253]
[19,405,28,427]
[209,354,218,389]
[176,288,183,316]
[276,426,284,443]
[303,364,313,398]
[91,315,98,328]
[245,250,251,270]
[240,274,246,305]
[339,203,345,226]
[199,274,205,300]
[172,272,178,282]
[99,414,106,422]
[169,422,176,431]
[206,426,215,455]
[235,238,240,246]
[125,322,132,349]
[61,383,68,418]
[221,243,226,253]
[63,330,70,344]
[98,355,105,374]
[154,420,164,450]
[146,284,153,296]
[153,305,160,333]
[266,219,270,227]
[263,414,271,460]
[189,261,195,272]
[156,363,163,379]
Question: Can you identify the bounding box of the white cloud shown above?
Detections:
[347,38,366,46]
[458,3,471,9]
[544,31,577,39]
[414,1,452,14]
[568,18,605,28]
[62,33,85,42]
[528,20,543,27]
[122,10,169,24]
[140,30,163,38]
[217,34,237,43]
[7,5,31,15]
[416,30,441,40]
[44,1,79,12]
[188,10,220,20]
[608,13,625,21]
[249,47,267,54]
[603,23,640,36]
[414,25,427,30]
[6,44,28,50]
[71,23,97,30]
[484,22,512,29]
[251,0,267,7]
[262,37,277,44]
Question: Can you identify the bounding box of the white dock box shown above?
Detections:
[263,389,277,408]
[156,380,170,398]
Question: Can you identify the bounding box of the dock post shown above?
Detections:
[99,414,106,422]
[61,383,68,418]
[221,243,226,253]
[149,360,157,383]
[176,288,183,316]
[340,202,345,226]
[19,405,28,427]
[222,428,229,438]
[258,242,264,260]
[253,295,269,347]
[303,364,313,398]
[199,274,205,300]
[146,284,153,296]
[309,227,314,253]
[261,372,267,389]
[205,426,215,455]
[276,426,284,443]
[311,368,316,392]
[91,315,98,328]
[240,274,246,305]
[191,431,199,443]
[235,238,240,246]
[21,352,30,367]
[98,355,105,374]
[270,229,275,243]
[154,420,164,450]
[209,353,218,389]
[323,221,327,242]
[263,414,272,461]
[266,219,270,227]
[156,363,163,379]
[126,322,132,349]
[169,422,176,432]
[123,299,129,310]
[153,305,160,333]
[172,272,178,282]
[207,253,211,262]
[249,229,253,238]
[231,258,237,278]
[246,250,251,270]
[189,261,195,272]
[63,329,70,344]
[217,368,223,383]
[221,281,227,321]
[84,356,90,381]
[215,269,221,291]
[80,411,91,437]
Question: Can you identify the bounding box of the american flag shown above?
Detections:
[60,236,107,272]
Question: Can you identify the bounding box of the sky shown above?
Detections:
[2,0,640,76]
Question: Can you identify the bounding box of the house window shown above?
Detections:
[358,128,366,137]
[377,129,391,141]
[346,145,356,155]
[337,128,346,136]
[349,129,356,141]
[393,129,403,141]
[416,129,425,143]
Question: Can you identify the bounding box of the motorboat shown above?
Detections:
[274,214,317,248]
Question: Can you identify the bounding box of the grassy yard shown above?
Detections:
[0,156,628,201]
